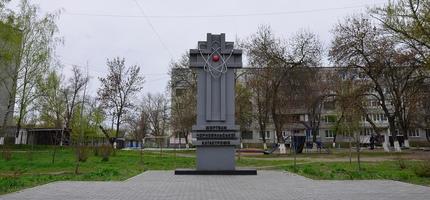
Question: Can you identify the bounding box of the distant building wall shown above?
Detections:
[170,67,430,148]
[0,22,20,127]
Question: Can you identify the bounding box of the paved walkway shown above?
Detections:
[1,171,429,200]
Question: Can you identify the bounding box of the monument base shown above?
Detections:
[174,169,257,175]
[196,146,236,170]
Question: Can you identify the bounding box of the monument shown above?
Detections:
[175,33,256,175]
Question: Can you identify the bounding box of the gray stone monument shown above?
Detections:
[175,33,256,175]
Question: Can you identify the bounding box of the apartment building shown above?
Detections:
[170,66,430,148]
[0,22,21,144]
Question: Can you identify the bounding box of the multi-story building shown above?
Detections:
[170,66,430,148]
[0,22,21,144]
[240,67,430,148]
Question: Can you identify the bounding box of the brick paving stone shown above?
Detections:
[1,171,429,200]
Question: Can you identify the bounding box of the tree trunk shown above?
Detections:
[400,125,410,148]
[272,114,286,154]
[116,113,121,138]
[349,136,352,165]
[260,130,267,150]
[388,117,401,152]
[333,134,337,148]
[184,131,189,149]
[356,134,361,172]
[52,131,58,164]
[293,131,297,172]
[140,144,144,164]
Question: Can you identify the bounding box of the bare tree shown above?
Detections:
[142,93,169,154]
[169,54,196,148]
[123,106,147,163]
[242,25,322,154]
[0,0,11,17]
[98,57,144,147]
[331,69,369,170]
[246,68,271,149]
[329,14,427,151]
[235,81,253,147]
[63,65,88,134]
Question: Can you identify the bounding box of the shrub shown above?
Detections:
[26,150,33,161]
[302,166,320,176]
[415,160,430,178]
[99,145,112,162]
[398,158,407,170]
[2,148,12,161]
[95,168,119,177]
[76,146,89,162]
[93,147,99,156]
[0,177,24,190]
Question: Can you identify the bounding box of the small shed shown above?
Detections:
[21,128,71,145]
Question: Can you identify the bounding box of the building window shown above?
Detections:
[241,131,253,140]
[376,114,381,121]
[360,128,374,136]
[282,131,287,137]
[175,88,185,96]
[381,114,387,121]
[292,130,300,135]
[408,129,420,137]
[323,115,337,123]
[260,131,270,139]
[324,101,335,110]
[325,130,335,138]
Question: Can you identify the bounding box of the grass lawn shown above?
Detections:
[284,161,430,186]
[0,147,195,195]
[242,149,410,159]
[0,146,429,195]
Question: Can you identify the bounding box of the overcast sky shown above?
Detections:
[25,0,387,96]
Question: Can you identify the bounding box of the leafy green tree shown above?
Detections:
[372,0,430,68]
[13,0,61,137]
[332,74,367,170]
[36,70,65,128]
[70,99,104,141]
[0,21,21,140]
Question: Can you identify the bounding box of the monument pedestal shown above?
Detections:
[197,146,235,170]
[174,168,257,175]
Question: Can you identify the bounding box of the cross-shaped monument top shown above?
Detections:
[189,33,242,72]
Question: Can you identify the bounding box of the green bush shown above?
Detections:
[415,161,430,178]
[93,147,99,156]
[84,168,119,179]
[1,148,12,161]
[99,145,112,162]
[398,158,407,170]
[0,177,24,190]
[302,166,320,176]
[76,146,89,162]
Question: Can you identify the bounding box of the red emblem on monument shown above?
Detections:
[212,54,220,62]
